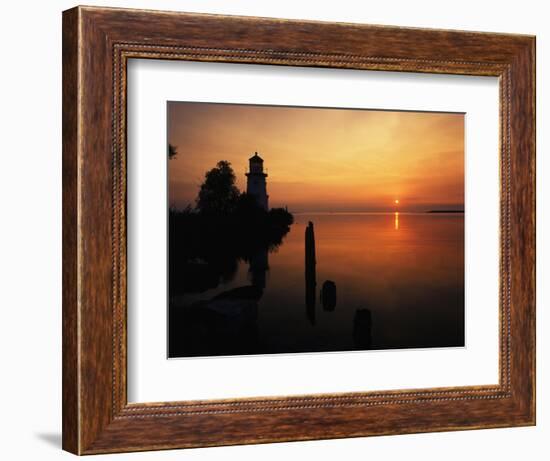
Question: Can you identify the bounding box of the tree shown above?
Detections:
[196,161,240,214]
[168,144,178,159]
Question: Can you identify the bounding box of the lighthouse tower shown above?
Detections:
[245,152,269,211]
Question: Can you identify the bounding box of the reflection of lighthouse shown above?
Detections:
[245,152,269,211]
[249,248,269,289]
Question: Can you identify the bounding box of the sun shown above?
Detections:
[394,199,399,205]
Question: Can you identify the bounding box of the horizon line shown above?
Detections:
[170,204,465,214]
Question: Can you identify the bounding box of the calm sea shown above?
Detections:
[169,212,465,357]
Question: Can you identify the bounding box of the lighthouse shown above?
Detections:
[245,152,269,210]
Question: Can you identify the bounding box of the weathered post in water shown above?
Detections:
[305,221,317,324]
[353,308,373,348]
[321,280,337,311]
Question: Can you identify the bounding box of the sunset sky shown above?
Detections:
[168,102,464,212]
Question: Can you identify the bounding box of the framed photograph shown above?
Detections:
[62,6,535,455]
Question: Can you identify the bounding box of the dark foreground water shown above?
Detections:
[169,212,464,358]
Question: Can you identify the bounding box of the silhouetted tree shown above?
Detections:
[168,144,178,159]
[269,207,294,227]
[196,160,240,214]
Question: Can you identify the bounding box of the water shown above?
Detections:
[169,212,464,357]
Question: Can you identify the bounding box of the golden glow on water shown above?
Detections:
[270,213,464,294]
[174,212,465,355]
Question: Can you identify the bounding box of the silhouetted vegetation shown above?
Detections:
[168,143,178,159]
[169,160,293,295]
[196,160,240,214]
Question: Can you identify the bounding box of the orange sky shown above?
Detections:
[168,102,464,212]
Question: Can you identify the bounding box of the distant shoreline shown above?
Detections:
[427,210,464,213]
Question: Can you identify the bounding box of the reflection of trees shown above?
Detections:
[169,204,292,295]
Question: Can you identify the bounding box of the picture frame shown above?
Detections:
[62,5,535,455]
